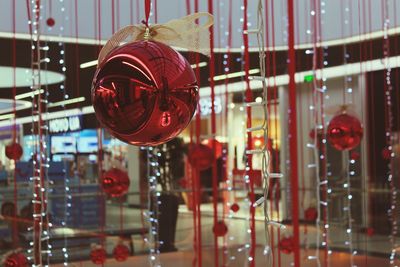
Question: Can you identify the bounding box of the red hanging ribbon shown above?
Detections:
[144,0,151,27]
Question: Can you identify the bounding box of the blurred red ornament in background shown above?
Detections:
[213,220,228,237]
[113,244,130,262]
[188,144,214,170]
[202,139,223,158]
[350,151,360,161]
[92,41,198,146]
[46,17,55,27]
[5,143,23,161]
[304,207,318,222]
[4,252,28,267]
[381,147,392,160]
[230,203,240,213]
[366,227,375,236]
[279,236,294,254]
[101,168,130,197]
[90,247,107,265]
[327,113,363,151]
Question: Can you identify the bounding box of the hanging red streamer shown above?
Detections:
[144,0,151,26]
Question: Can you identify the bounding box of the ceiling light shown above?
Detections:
[0,113,14,121]
[15,89,44,100]
[81,60,208,69]
[48,97,86,108]
[213,69,260,81]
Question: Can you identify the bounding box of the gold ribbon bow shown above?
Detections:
[97,12,214,66]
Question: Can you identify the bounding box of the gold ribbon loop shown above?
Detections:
[98,12,214,66]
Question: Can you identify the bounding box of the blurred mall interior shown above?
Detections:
[0,0,400,266]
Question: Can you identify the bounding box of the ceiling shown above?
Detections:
[0,0,399,49]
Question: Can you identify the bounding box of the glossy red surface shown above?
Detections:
[92,40,198,146]
[5,143,23,161]
[327,113,363,151]
[101,168,130,197]
[113,244,130,262]
[188,144,214,171]
[90,248,107,265]
[4,252,28,267]
[304,207,318,222]
[212,220,228,237]
[279,236,294,254]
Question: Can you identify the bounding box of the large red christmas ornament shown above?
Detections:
[188,144,214,170]
[304,207,318,222]
[101,168,130,197]
[113,244,130,262]
[92,41,198,146]
[5,143,23,161]
[278,236,294,254]
[213,220,228,237]
[4,252,28,267]
[327,113,363,151]
[90,247,107,265]
[230,203,240,213]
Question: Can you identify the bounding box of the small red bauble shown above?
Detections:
[202,139,223,158]
[46,17,55,27]
[381,147,392,160]
[350,151,360,161]
[101,168,130,197]
[113,244,130,262]
[366,227,375,236]
[5,143,23,161]
[304,207,318,222]
[90,248,107,265]
[92,41,198,146]
[4,252,28,267]
[188,144,214,170]
[278,236,294,254]
[327,113,363,151]
[230,203,240,213]
[213,220,228,237]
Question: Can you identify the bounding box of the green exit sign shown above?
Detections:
[304,74,314,83]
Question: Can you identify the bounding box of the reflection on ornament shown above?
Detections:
[230,203,240,213]
[327,113,363,151]
[46,17,55,27]
[188,144,214,170]
[92,41,198,146]
[304,207,318,222]
[213,220,228,237]
[90,248,107,265]
[278,236,294,254]
[101,168,130,197]
[113,244,130,262]
[5,143,23,161]
[4,252,28,267]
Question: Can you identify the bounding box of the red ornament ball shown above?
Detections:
[101,168,130,197]
[230,203,240,213]
[327,113,363,151]
[213,220,228,237]
[382,147,392,160]
[46,17,55,27]
[304,207,318,222]
[113,244,130,262]
[90,248,107,265]
[92,40,198,146]
[5,143,23,161]
[188,144,214,170]
[366,227,375,236]
[278,236,294,254]
[4,252,28,267]
[350,151,360,161]
[202,139,223,158]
